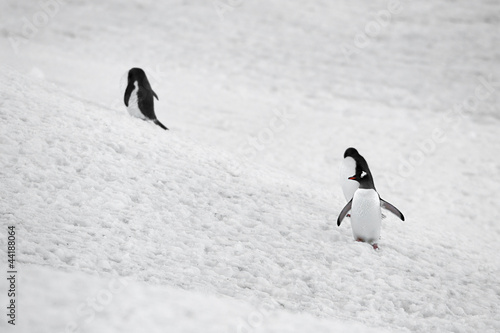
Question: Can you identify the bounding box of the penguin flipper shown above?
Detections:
[124,83,134,106]
[153,90,159,100]
[380,199,405,221]
[337,199,352,226]
[154,119,168,130]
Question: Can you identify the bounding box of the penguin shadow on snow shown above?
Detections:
[337,148,405,250]
[124,67,169,130]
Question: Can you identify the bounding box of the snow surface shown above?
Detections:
[0,0,499,332]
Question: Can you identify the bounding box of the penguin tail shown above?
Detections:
[154,119,169,130]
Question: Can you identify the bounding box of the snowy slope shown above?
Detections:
[1,0,500,332]
[12,265,387,333]
[0,62,497,333]
[0,66,387,333]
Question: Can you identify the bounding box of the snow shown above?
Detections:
[0,0,499,332]
[13,265,386,333]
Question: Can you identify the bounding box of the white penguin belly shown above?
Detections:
[126,83,146,120]
[340,157,359,201]
[351,189,381,243]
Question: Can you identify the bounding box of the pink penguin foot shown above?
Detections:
[372,243,379,250]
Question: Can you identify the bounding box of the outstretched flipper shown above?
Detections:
[380,199,404,221]
[337,199,352,226]
[153,90,159,100]
[154,119,169,130]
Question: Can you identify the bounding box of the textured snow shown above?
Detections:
[0,0,499,332]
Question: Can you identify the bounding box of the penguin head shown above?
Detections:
[343,147,363,175]
[342,147,361,175]
[344,147,359,158]
[348,171,375,189]
[343,147,375,185]
[127,67,152,89]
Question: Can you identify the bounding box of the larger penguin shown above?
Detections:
[124,67,168,130]
[337,157,404,250]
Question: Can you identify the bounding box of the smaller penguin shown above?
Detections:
[124,67,168,130]
[339,147,373,202]
[337,171,404,250]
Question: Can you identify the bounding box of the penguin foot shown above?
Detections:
[372,244,379,250]
[347,214,351,218]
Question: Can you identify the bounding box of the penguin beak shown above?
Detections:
[348,176,356,180]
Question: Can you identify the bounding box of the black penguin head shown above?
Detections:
[127,67,152,89]
[348,170,369,182]
[344,147,370,176]
[348,171,375,189]
[344,147,359,158]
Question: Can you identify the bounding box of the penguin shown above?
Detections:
[124,67,168,130]
[337,169,404,250]
[339,147,373,202]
